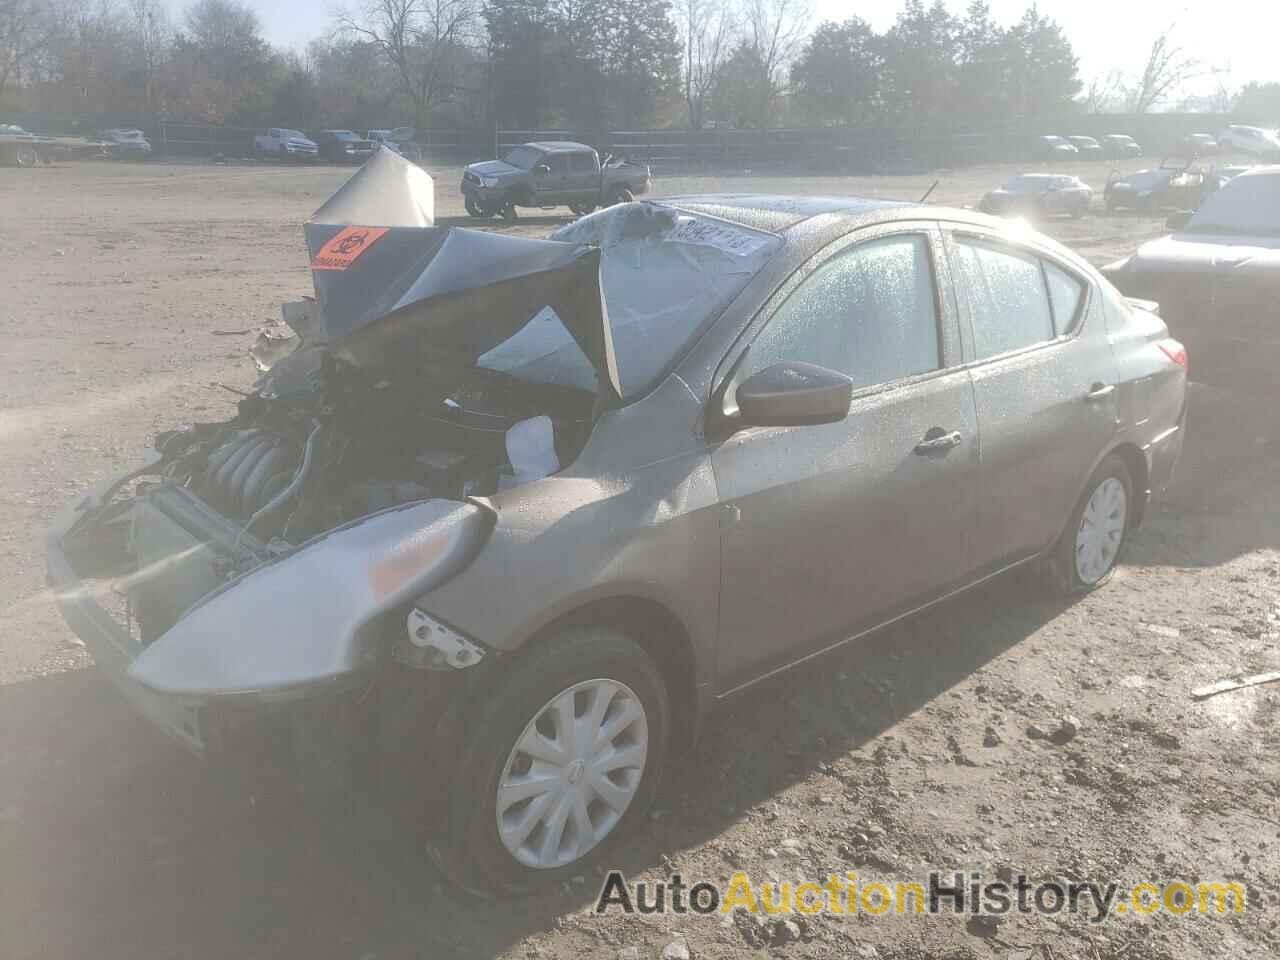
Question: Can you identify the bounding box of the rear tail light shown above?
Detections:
[1158,338,1188,372]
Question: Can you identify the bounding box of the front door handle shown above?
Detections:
[914,429,963,455]
[1085,383,1116,402]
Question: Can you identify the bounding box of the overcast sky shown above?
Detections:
[229,0,1274,99]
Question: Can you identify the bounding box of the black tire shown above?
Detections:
[569,202,596,216]
[500,201,518,221]
[611,187,635,205]
[433,626,669,896]
[14,145,38,168]
[1043,454,1134,595]
[464,195,486,218]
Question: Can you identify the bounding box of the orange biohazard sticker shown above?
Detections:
[310,226,389,271]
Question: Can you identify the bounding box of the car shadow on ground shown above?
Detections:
[1,572,1067,960]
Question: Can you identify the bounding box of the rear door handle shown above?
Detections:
[914,430,963,454]
[1085,383,1116,401]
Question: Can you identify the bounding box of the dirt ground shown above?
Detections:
[1,159,1277,960]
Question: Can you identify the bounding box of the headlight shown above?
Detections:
[480,175,499,188]
[127,500,494,697]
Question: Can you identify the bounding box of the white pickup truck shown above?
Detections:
[253,128,319,161]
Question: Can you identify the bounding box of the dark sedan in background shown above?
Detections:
[1104,165,1279,387]
[312,129,375,163]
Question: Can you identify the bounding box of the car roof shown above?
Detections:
[527,140,595,152]
[658,194,908,232]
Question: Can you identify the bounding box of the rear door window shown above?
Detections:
[953,239,1054,359]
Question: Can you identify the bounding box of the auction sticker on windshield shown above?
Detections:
[668,216,772,256]
[311,226,390,270]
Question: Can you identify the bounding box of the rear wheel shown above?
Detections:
[13,145,38,167]
[432,627,668,895]
[1043,454,1133,594]
[607,187,634,206]
[569,202,597,216]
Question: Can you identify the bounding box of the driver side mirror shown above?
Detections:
[736,362,853,428]
[1166,210,1193,230]
[534,162,550,176]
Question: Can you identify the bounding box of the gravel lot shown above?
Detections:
[1,159,1277,960]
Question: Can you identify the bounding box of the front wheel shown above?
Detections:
[1043,454,1133,594]
[464,195,488,218]
[14,145,39,167]
[500,201,519,221]
[433,627,669,895]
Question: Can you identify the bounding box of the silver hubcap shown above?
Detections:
[496,678,648,869]
[1075,477,1127,584]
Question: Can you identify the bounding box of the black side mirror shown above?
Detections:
[1166,210,1193,230]
[736,362,853,428]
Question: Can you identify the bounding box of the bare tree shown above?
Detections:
[336,0,476,131]
[0,0,54,98]
[676,0,732,129]
[1082,69,1125,114]
[1127,26,1201,113]
[128,0,170,114]
[742,0,809,127]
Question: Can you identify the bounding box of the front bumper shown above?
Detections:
[45,470,209,753]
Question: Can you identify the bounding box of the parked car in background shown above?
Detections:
[1102,134,1143,159]
[367,128,422,162]
[48,177,1187,893]
[1103,165,1280,387]
[1068,135,1105,159]
[1217,125,1280,159]
[0,123,44,166]
[1104,160,1209,212]
[461,140,651,219]
[1181,133,1219,157]
[97,128,152,160]
[254,128,319,161]
[312,130,374,164]
[979,173,1092,219]
[1034,135,1078,159]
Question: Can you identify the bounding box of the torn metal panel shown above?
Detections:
[302,222,621,400]
[310,146,435,227]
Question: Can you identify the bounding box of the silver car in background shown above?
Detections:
[980,173,1093,218]
[48,159,1187,894]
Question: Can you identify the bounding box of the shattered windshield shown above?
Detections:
[478,202,781,399]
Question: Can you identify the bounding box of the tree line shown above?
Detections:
[0,0,1271,136]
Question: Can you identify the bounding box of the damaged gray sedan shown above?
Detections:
[48,152,1187,894]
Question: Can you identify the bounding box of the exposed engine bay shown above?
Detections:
[155,352,592,543]
[119,347,592,642]
[101,149,611,643]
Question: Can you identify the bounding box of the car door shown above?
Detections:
[943,229,1120,572]
[567,151,598,199]
[533,152,569,203]
[711,225,980,692]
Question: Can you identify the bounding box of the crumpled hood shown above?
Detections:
[1129,232,1280,277]
[301,149,621,399]
[466,159,522,177]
